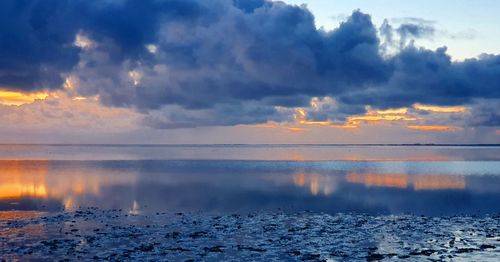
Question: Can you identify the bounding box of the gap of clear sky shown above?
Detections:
[282,0,500,60]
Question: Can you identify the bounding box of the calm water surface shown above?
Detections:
[1,145,499,216]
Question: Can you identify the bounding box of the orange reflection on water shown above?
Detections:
[0,160,136,210]
[413,175,465,190]
[0,211,46,221]
[293,173,306,186]
[292,173,337,196]
[346,173,408,188]
[0,160,49,199]
[346,172,465,190]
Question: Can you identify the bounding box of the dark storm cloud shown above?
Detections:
[141,102,288,129]
[340,48,500,109]
[0,0,79,90]
[0,0,499,128]
[70,1,388,117]
[0,0,201,90]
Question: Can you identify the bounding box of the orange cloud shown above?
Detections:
[346,107,417,125]
[286,127,306,133]
[0,90,49,106]
[241,102,469,135]
[348,114,417,123]
[0,90,138,130]
[407,125,455,131]
[299,120,331,126]
[254,122,280,129]
[374,108,408,115]
[414,104,467,113]
[330,124,358,129]
[253,122,306,132]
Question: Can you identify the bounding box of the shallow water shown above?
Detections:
[1,145,499,216]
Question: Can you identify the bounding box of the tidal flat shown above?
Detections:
[1,208,499,261]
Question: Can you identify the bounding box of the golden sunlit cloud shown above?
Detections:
[348,114,417,123]
[374,108,408,115]
[286,127,306,133]
[74,33,95,49]
[64,76,78,91]
[0,90,49,106]
[407,125,456,131]
[294,108,307,121]
[253,122,306,133]
[346,107,417,125]
[254,122,280,129]
[240,100,472,135]
[128,70,142,86]
[414,104,467,113]
[299,120,331,126]
[330,124,358,129]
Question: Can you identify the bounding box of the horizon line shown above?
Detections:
[0,143,499,147]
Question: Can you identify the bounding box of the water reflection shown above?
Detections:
[0,159,499,216]
[292,173,338,195]
[345,173,465,190]
[0,161,49,199]
[0,160,137,211]
[346,173,408,188]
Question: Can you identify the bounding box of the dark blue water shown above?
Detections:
[1,145,499,216]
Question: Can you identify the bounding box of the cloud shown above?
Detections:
[390,17,436,25]
[0,0,498,129]
[340,48,500,109]
[0,91,138,130]
[0,0,80,91]
[396,22,435,47]
[466,100,500,127]
[407,125,456,131]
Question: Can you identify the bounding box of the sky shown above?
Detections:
[0,0,499,144]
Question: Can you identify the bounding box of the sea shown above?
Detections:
[1,144,499,216]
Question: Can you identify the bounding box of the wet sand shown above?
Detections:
[1,209,499,261]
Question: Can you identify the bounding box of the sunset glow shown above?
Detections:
[407,125,456,131]
[0,90,49,106]
[414,104,467,113]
